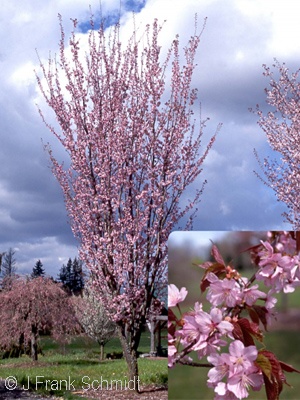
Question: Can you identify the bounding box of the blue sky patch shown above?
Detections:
[79,0,146,32]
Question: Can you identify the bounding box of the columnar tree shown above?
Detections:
[36,15,218,384]
[0,277,79,361]
[254,60,300,229]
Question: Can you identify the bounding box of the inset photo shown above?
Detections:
[168,231,300,400]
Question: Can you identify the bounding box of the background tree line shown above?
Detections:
[0,251,118,361]
[0,249,85,295]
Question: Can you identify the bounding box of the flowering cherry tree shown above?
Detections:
[253,61,300,229]
[0,277,79,361]
[36,14,218,384]
[169,231,300,399]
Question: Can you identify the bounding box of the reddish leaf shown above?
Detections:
[232,321,244,343]
[200,278,211,293]
[263,373,280,400]
[238,318,263,345]
[260,350,286,399]
[168,320,176,337]
[232,319,255,346]
[252,305,269,331]
[279,361,300,374]
[247,306,260,325]
[296,231,300,253]
[247,305,269,331]
[211,244,226,266]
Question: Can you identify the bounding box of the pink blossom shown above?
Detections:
[177,314,207,351]
[200,308,234,336]
[208,341,262,399]
[240,284,266,306]
[275,232,297,254]
[196,335,228,359]
[214,382,239,399]
[227,369,263,399]
[207,353,231,383]
[228,340,258,374]
[206,274,241,307]
[257,249,300,293]
[178,307,233,355]
[168,344,177,368]
[168,284,188,307]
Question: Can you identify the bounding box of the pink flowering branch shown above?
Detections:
[169,231,300,400]
[253,60,300,229]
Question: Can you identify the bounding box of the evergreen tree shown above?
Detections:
[58,261,69,287]
[31,260,45,279]
[58,258,85,295]
[72,257,85,294]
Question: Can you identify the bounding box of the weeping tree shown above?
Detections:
[36,14,218,388]
[0,277,79,361]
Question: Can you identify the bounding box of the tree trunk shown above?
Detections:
[117,325,141,393]
[31,325,38,361]
[99,341,104,361]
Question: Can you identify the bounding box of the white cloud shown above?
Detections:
[219,200,231,216]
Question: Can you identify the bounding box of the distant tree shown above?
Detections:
[72,257,85,294]
[0,248,17,289]
[0,277,80,361]
[57,261,69,287]
[0,252,5,273]
[58,258,84,295]
[254,61,300,229]
[73,286,117,360]
[1,248,17,278]
[31,259,45,279]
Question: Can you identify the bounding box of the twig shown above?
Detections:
[178,360,213,368]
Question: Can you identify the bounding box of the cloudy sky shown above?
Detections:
[0,0,298,276]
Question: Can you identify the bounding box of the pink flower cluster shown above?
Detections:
[177,305,233,358]
[207,340,263,399]
[206,272,266,307]
[169,231,300,400]
[168,282,264,399]
[256,237,300,294]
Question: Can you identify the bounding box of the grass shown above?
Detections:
[0,333,167,399]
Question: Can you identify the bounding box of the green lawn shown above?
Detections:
[0,334,167,399]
